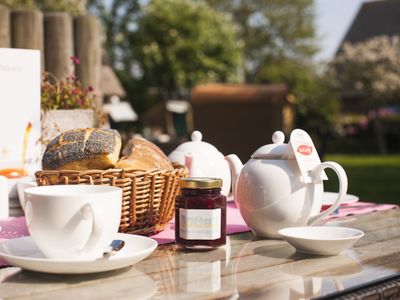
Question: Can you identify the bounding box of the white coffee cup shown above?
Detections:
[24,185,122,260]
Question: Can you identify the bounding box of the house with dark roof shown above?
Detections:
[335,0,400,114]
[331,0,400,154]
[337,0,400,50]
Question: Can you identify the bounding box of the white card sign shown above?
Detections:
[289,129,328,183]
[0,48,41,174]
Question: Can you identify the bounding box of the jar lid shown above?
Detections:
[179,177,222,189]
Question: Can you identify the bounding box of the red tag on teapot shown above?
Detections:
[289,129,328,183]
[296,145,313,156]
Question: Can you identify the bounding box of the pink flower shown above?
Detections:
[368,110,376,119]
[346,126,358,135]
[70,56,80,65]
[359,116,369,129]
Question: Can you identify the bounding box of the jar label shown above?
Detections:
[179,208,221,240]
[179,260,221,292]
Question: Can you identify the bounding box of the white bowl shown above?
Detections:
[278,226,364,256]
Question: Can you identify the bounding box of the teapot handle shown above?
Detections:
[307,161,348,226]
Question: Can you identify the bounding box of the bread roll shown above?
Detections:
[42,128,121,170]
[116,136,173,171]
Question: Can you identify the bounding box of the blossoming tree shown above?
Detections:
[331,35,400,154]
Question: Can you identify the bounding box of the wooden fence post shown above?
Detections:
[0,5,10,47]
[44,12,73,80]
[74,15,102,107]
[11,10,44,69]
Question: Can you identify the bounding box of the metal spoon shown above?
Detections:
[103,239,125,257]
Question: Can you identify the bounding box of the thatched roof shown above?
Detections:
[337,0,400,53]
[103,98,138,122]
[100,65,126,97]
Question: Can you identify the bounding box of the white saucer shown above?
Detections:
[0,233,157,274]
[279,226,364,256]
[322,192,359,206]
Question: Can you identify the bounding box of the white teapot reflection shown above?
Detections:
[232,240,322,300]
[231,239,362,299]
[226,130,348,238]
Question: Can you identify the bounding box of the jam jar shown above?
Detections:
[175,177,226,249]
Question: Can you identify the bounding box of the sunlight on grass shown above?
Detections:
[324,155,400,204]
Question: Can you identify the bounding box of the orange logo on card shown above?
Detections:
[297,145,313,156]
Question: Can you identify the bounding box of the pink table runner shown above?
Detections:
[152,202,249,244]
[323,201,398,220]
[0,201,398,267]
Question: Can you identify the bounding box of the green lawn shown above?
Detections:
[323,155,400,205]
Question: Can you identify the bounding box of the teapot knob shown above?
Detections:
[272,131,285,144]
[191,130,203,142]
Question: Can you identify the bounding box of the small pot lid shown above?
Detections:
[172,130,220,155]
[251,131,293,160]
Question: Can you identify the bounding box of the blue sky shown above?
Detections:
[315,0,364,61]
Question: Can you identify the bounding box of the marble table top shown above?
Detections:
[0,208,399,300]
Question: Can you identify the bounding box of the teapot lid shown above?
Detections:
[251,131,294,160]
[173,130,220,155]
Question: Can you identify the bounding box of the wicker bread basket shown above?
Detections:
[35,165,187,236]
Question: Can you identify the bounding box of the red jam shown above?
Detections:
[175,178,226,249]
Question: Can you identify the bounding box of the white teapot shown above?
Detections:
[168,130,231,196]
[225,130,348,238]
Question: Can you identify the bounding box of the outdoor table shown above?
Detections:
[0,208,399,299]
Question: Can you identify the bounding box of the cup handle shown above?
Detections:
[306,161,348,226]
[78,203,103,254]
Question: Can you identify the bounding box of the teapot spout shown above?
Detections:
[225,154,243,201]
[184,152,203,178]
